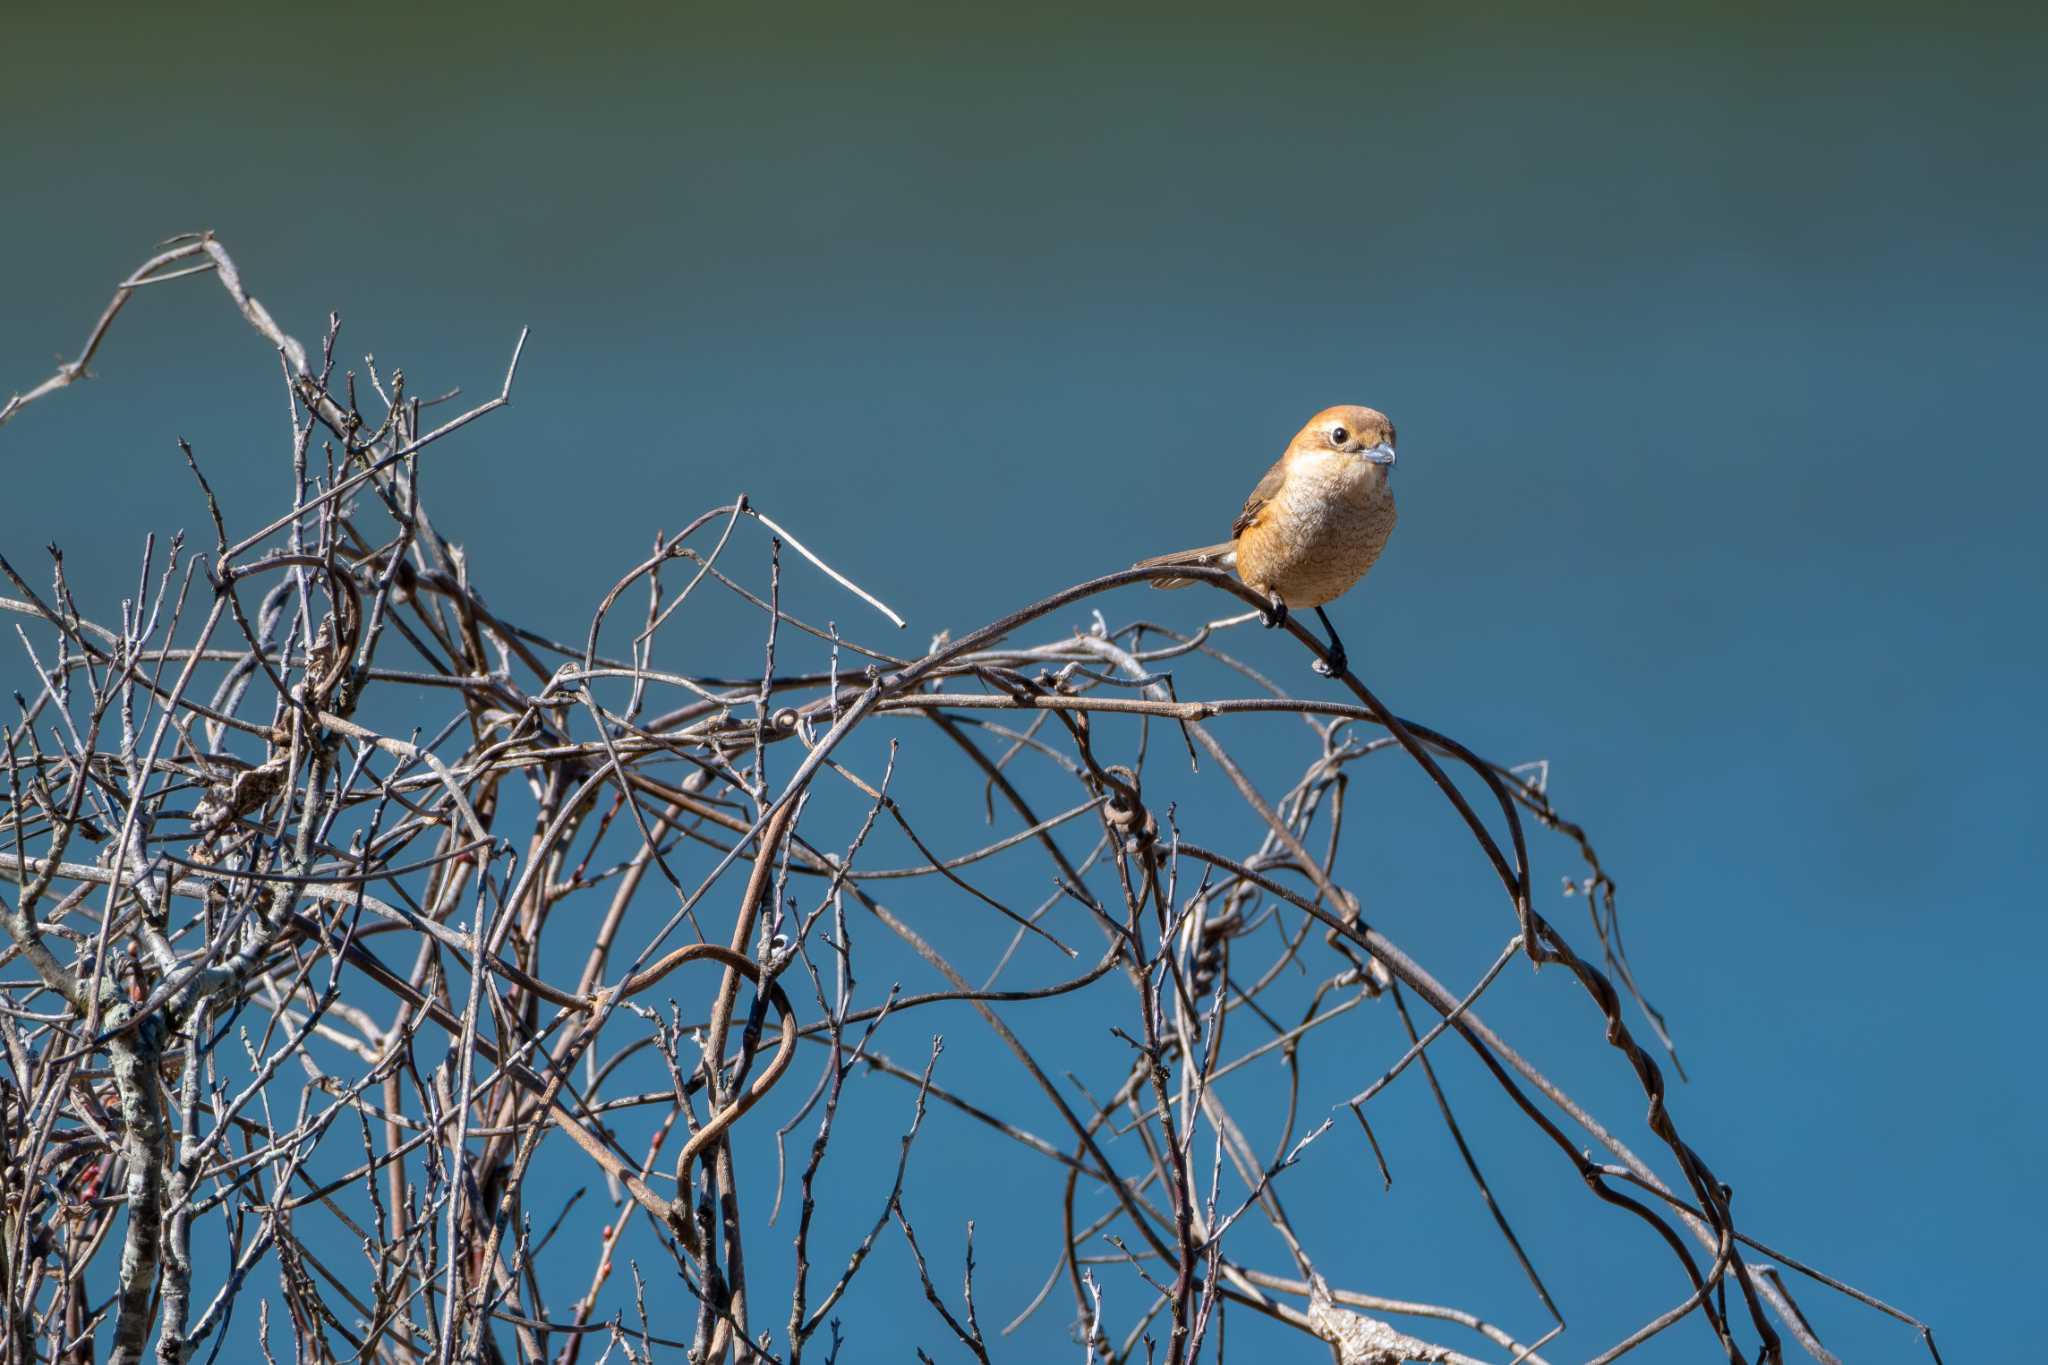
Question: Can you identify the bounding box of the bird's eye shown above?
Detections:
[1330,427,1349,445]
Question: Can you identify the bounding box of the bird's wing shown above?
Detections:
[1230,455,1289,541]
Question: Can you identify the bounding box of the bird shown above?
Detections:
[1133,405,1398,677]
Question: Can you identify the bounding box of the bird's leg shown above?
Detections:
[1311,606,1349,677]
[1258,591,1288,630]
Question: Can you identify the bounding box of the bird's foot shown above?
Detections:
[1259,596,1288,630]
[1312,648,1348,678]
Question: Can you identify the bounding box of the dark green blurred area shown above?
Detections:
[3,1,2042,1360]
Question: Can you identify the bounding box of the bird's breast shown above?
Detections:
[1237,454,1396,609]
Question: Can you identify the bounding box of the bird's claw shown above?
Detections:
[1259,598,1288,630]
[1312,650,1348,678]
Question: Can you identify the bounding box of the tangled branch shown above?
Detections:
[0,237,1941,1365]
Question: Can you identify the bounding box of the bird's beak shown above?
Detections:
[1363,441,1397,466]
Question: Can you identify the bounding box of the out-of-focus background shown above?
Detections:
[3,2,2041,1360]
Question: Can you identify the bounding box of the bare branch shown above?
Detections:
[0,236,1938,1365]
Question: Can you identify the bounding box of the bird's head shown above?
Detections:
[1297,405,1397,468]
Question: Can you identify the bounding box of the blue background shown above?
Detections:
[2,2,2041,1360]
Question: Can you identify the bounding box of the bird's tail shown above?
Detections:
[1131,543,1236,590]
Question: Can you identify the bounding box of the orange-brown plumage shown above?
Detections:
[1133,405,1399,675]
